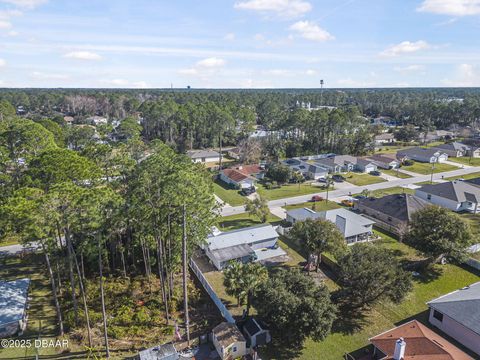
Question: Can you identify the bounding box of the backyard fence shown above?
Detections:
[189,258,235,324]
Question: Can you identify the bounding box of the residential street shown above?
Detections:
[220,166,480,217]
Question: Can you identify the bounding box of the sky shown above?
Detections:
[0,0,480,88]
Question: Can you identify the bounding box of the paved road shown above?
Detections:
[220,166,480,217]
[0,242,39,257]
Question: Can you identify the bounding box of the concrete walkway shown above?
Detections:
[270,206,287,220]
[221,165,480,217]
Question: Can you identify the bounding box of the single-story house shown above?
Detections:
[227,147,241,160]
[212,322,247,360]
[219,165,265,189]
[314,155,377,174]
[286,207,375,245]
[420,130,455,142]
[0,278,31,337]
[138,343,179,360]
[366,154,400,169]
[353,194,429,235]
[466,177,480,187]
[415,181,480,213]
[432,142,471,158]
[282,159,328,180]
[369,320,473,360]
[242,317,271,348]
[204,224,282,270]
[87,116,108,126]
[187,149,221,163]
[374,133,396,145]
[397,147,448,163]
[428,281,480,356]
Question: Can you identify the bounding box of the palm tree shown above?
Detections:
[243,263,268,316]
[223,261,246,306]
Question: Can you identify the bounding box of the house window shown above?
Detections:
[427,194,432,200]
[433,310,443,322]
[387,217,392,222]
[201,157,206,162]
[233,346,237,352]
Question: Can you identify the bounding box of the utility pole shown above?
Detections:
[320,79,324,107]
[430,161,436,184]
[182,204,190,345]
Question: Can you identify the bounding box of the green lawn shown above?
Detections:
[283,200,341,212]
[343,172,386,186]
[353,186,414,198]
[382,169,412,179]
[448,157,480,166]
[402,161,459,175]
[445,171,480,181]
[0,236,20,247]
[459,213,480,243]
[0,254,69,359]
[257,183,325,201]
[217,212,282,231]
[212,179,246,206]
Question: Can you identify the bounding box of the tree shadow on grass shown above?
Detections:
[259,339,304,360]
[331,304,370,335]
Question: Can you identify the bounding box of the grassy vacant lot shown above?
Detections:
[257,183,324,201]
[445,171,480,181]
[283,200,341,211]
[212,179,246,206]
[343,172,386,186]
[382,169,412,179]
[290,238,480,360]
[402,161,459,175]
[353,186,414,198]
[217,212,282,231]
[448,156,480,166]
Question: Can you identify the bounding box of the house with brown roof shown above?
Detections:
[212,322,247,360]
[219,165,264,189]
[368,320,473,360]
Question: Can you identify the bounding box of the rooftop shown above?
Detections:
[428,281,480,336]
[212,322,246,348]
[207,224,278,251]
[356,194,429,222]
[0,278,30,325]
[186,149,220,159]
[138,343,178,360]
[397,146,445,157]
[417,181,480,203]
[209,243,255,263]
[369,320,472,360]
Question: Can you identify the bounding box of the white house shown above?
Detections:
[415,181,480,213]
[285,208,375,245]
[366,154,400,169]
[204,225,283,270]
[432,142,471,158]
[87,116,108,126]
[374,133,395,145]
[314,155,378,174]
[212,322,247,360]
[219,165,264,189]
[282,159,328,180]
[397,147,448,163]
[0,278,30,337]
[186,149,221,163]
[242,318,271,348]
[428,282,480,356]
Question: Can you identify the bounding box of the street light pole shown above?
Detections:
[320,79,324,107]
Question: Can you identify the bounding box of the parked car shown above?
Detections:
[311,195,323,202]
[341,199,354,207]
[332,175,345,182]
[240,187,256,196]
[353,194,367,200]
[370,170,381,176]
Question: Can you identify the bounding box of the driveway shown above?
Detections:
[0,242,39,257]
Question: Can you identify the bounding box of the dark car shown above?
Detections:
[240,187,256,196]
[370,170,381,176]
[332,175,345,182]
[353,194,367,200]
[311,195,323,202]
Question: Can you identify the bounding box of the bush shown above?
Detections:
[403,159,414,166]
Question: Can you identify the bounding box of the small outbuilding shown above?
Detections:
[242,318,271,348]
[138,343,179,360]
[212,322,247,360]
[0,278,31,337]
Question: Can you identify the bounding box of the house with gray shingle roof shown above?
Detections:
[353,193,429,236]
[428,281,480,356]
[186,149,220,163]
[314,155,377,173]
[397,146,448,163]
[0,278,31,337]
[415,181,480,213]
[432,142,471,158]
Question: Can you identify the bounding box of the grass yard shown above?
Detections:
[342,172,386,186]
[459,213,480,243]
[353,186,414,198]
[382,169,412,179]
[0,235,20,247]
[448,156,480,167]
[257,183,325,201]
[283,200,341,212]
[402,161,458,175]
[212,179,246,206]
[445,171,480,181]
[217,212,282,231]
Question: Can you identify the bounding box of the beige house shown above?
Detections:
[212,322,247,360]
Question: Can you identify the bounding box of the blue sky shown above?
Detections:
[0,0,480,88]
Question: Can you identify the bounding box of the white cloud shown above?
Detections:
[380,40,430,57]
[7,30,18,36]
[0,58,6,67]
[224,33,235,41]
[196,57,226,68]
[418,0,480,16]
[234,0,312,18]
[393,64,426,73]
[31,71,69,80]
[0,19,12,28]
[305,69,317,75]
[336,78,377,87]
[263,69,291,76]
[0,9,23,18]
[289,21,334,42]
[178,68,198,75]
[63,51,103,61]
[240,78,274,88]
[0,0,48,9]
[100,78,149,88]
